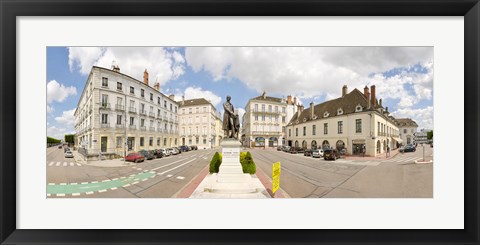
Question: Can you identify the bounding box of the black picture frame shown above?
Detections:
[1,0,479,244]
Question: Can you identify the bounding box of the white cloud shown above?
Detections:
[47,105,54,114]
[68,47,185,87]
[185,47,433,100]
[391,106,434,130]
[55,109,76,126]
[47,80,77,104]
[182,87,222,107]
[47,126,66,140]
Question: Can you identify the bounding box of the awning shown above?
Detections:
[392,137,403,143]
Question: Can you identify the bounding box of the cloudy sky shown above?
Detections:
[47,47,433,140]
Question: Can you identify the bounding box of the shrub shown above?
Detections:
[241,151,256,174]
[209,152,222,173]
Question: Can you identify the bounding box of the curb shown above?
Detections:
[175,164,210,198]
[414,160,433,164]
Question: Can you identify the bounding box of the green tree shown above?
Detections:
[209,152,222,173]
[47,136,61,144]
[241,151,256,174]
[64,134,75,145]
[427,130,433,140]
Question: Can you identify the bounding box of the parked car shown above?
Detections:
[324,149,340,160]
[190,145,198,150]
[170,147,180,155]
[125,152,145,163]
[58,145,63,149]
[64,151,73,158]
[138,150,154,160]
[160,148,171,157]
[289,147,304,154]
[277,146,283,151]
[402,145,416,152]
[282,146,291,152]
[149,150,158,159]
[180,145,189,152]
[304,149,314,156]
[152,149,164,158]
[312,149,324,158]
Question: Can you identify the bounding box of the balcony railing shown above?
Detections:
[129,125,136,130]
[140,126,146,131]
[149,112,155,118]
[115,124,124,128]
[139,110,147,116]
[101,123,110,128]
[128,107,136,114]
[99,103,111,110]
[115,104,125,111]
[251,131,281,136]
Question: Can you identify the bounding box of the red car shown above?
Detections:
[125,152,145,163]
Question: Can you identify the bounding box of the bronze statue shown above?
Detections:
[223,96,238,139]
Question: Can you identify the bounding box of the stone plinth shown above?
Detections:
[189,138,269,198]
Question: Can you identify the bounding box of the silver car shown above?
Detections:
[64,151,74,158]
[312,149,324,158]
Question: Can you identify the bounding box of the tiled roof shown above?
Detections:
[179,98,211,107]
[288,88,371,124]
[395,118,418,127]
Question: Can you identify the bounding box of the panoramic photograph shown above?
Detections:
[46,47,434,198]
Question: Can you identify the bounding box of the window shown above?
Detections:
[303,126,306,136]
[102,77,108,87]
[157,138,160,146]
[196,116,199,123]
[158,97,161,104]
[164,138,167,146]
[164,123,168,130]
[411,129,414,133]
[268,105,272,112]
[130,117,134,126]
[255,104,258,112]
[262,115,265,121]
[189,139,192,144]
[282,107,286,113]
[164,100,167,108]
[101,114,108,124]
[182,109,185,114]
[203,116,207,123]
[141,119,145,127]
[275,115,279,122]
[101,94,108,107]
[203,107,207,112]
[117,82,122,90]
[196,107,199,113]
[338,121,343,134]
[282,126,286,133]
[130,86,134,94]
[196,137,199,144]
[117,115,122,125]
[356,119,362,133]
[262,104,265,112]
[170,103,173,111]
[295,128,298,136]
[158,109,161,117]
[116,137,122,148]
[203,138,207,144]
[150,93,153,101]
[282,116,286,123]
[275,106,278,113]
[196,127,199,135]
[312,125,316,135]
[140,137,144,147]
[189,108,192,114]
[149,137,153,146]
[175,106,177,113]
[255,115,258,121]
[378,122,381,135]
[324,123,328,135]
[404,129,407,134]
[141,89,145,98]
[140,103,145,113]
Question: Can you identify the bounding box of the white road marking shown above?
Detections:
[49,162,54,166]
[59,183,67,185]
[176,176,185,180]
[158,158,196,175]
[81,182,88,184]
[56,162,61,166]
[56,194,65,197]
[48,183,55,185]
[63,162,67,166]
[69,162,74,166]
[150,159,186,171]
[132,181,139,185]
[111,187,117,190]
[72,193,80,196]
[98,189,107,193]
[112,178,118,181]
[47,194,51,197]
[123,184,131,187]
[76,163,81,167]
[71,183,78,185]
[167,175,173,177]
[102,180,110,182]
[91,181,98,183]
[86,191,94,195]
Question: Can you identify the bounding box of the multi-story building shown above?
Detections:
[74,65,179,157]
[178,97,223,149]
[396,118,419,145]
[241,92,297,148]
[285,85,403,157]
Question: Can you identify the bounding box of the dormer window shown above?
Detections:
[337,108,343,115]
[296,120,299,124]
[355,104,363,112]
[323,111,329,118]
[312,115,317,120]
[303,118,307,122]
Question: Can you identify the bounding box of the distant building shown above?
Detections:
[286,85,403,157]
[396,118,418,145]
[178,97,223,149]
[74,66,179,157]
[241,92,297,148]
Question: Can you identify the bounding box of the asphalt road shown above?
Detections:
[250,146,433,198]
[46,146,216,198]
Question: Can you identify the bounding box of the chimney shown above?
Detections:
[342,85,348,97]
[287,95,292,105]
[370,85,376,107]
[364,86,369,98]
[310,102,315,119]
[153,82,160,91]
[182,96,185,105]
[293,97,297,106]
[385,106,388,112]
[379,98,383,107]
[143,69,149,85]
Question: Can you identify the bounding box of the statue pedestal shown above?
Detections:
[189,138,269,198]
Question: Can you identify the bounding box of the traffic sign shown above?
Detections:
[272,162,281,194]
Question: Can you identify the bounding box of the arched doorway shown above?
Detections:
[377,140,381,153]
[311,140,317,149]
[255,137,265,147]
[294,140,299,147]
[336,140,345,150]
[269,137,278,147]
[322,140,330,149]
[302,140,307,149]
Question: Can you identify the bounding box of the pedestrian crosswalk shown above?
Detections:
[48,161,82,167]
[382,155,424,163]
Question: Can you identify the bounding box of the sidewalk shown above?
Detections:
[343,149,399,161]
[72,150,132,167]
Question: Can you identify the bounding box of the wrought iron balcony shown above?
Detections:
[149,112,155,118]
[115,104,125,111]
[101,123,110,128]
[99,103,111,110]
[139,110,147,116]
